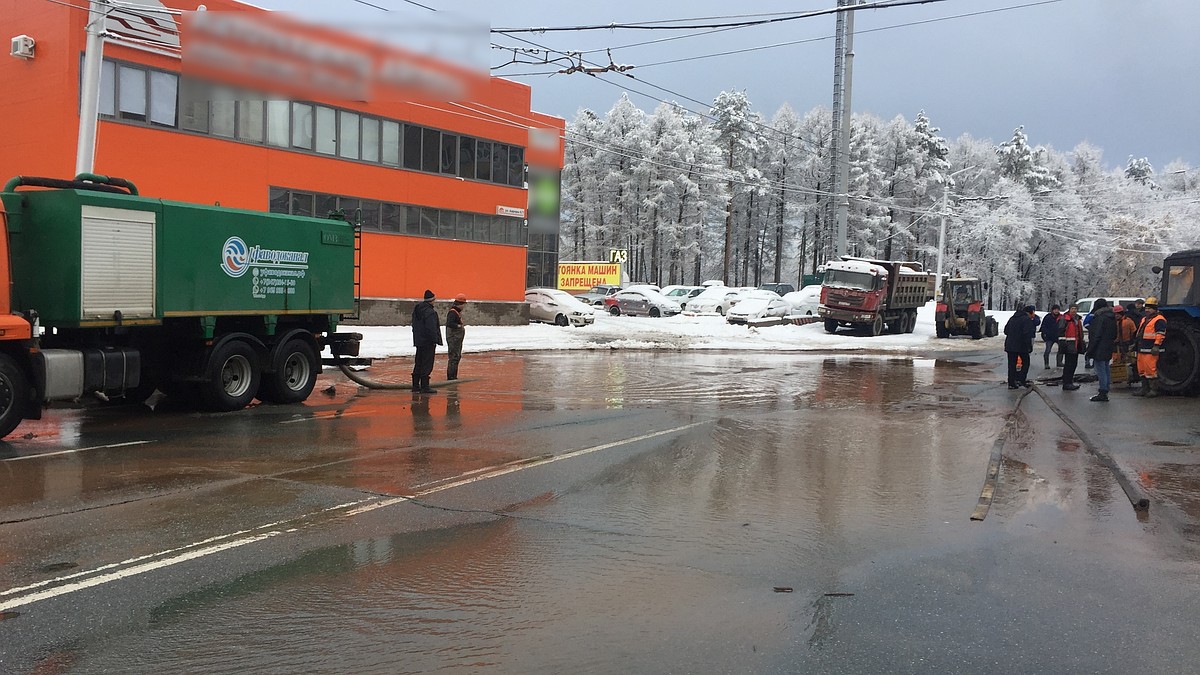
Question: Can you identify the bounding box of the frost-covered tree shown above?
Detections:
[997,126,1059,194]
[709,90,761,283]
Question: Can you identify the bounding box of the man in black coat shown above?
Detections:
[1085,298,1117,401]
[411,289,443,394]
[1004,304,1038,389]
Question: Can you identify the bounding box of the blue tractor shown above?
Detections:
[1153,250,1200,394]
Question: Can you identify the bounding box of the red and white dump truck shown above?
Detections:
[818,257,936,336]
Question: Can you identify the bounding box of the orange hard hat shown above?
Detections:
[455,293,467,303]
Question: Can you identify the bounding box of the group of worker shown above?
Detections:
[1004,297,1166,400]
[409,290,468,394]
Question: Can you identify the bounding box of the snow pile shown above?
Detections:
[351,301,1017,359]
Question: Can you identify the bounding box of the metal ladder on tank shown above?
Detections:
[349,208,363,321]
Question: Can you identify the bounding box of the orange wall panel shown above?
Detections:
[360,234,526,302]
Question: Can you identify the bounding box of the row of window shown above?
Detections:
[268,188,526,247]
[95,58,527,187]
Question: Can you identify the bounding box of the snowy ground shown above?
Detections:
[351,301,1016,359]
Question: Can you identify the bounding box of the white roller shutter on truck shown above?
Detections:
[80,205,156,320]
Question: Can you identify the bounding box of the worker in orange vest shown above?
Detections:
[1132,297,1166,398]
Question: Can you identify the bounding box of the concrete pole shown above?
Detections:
[834,1,857,259]
[934,187,948,301]
[76,0,110,176]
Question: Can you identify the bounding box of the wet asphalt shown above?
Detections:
[1,347,1198,674]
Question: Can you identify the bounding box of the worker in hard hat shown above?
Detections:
[446,293,468,380]
[1133,297,1166,398]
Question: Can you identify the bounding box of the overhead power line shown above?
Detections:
[492,0,956,34]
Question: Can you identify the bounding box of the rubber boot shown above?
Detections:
[411,375,420,392]
[1043,354,1050,369]
[1132,379,1149,397]
[1145,379,1159,398]
[420,376,438,394]
[447,365,458,380]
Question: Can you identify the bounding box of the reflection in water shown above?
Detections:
[8,352,1030,673]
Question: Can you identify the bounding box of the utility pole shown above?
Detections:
[830,0,857,259]
[76,0,111,176]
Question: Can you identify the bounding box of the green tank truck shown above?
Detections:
[0,174,362,437]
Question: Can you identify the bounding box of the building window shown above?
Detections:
[315,106,336,155]
[291,103,314,150]
[456,212,473,239]
[149,70,177,127]
[266,100,289,147]
[237,99,263,143]
[210,89,236,139]
[491,144,508,186]
[421,128,440,173]
[339,111,360,160]
[457,137,475,180]
[98,60,116,116]
[382,121,400,166]
[508,146,524,187]
[315,194,338,219]
[476,141,492,182]
[440,133,458,175]
[361,117,380,163]
[291,191,314,217]
[381,203,403,232]
[403,124,422,170]
[118,65,147,121]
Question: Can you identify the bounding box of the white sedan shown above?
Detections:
[782,286,822,316]
[525,288,596,327]
[726,290,791,324]
[685,286,752,315]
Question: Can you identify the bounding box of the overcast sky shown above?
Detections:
[255,0,1198,173]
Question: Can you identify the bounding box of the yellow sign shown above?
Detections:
[557,261,621,293]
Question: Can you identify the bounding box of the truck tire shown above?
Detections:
[824,319,839,334]
[1158,321,1200,394]
[259,339,318,404]
[200,339,262,412]
[905,310,918,334]
[968,321,982,340]
[935,321,949,338]
[870,315,884,337]
[0,354,29,438]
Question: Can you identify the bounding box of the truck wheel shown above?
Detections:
[259,339,318,404]
[1158,321,1200,394]
[905,310,918,334]
[987,317,999,337]
[200,340,261,412]
[935,321,949,338]
[968,321,983,339]
[0,354,29,439]
[870,315,884,337]
[824,319,839,334]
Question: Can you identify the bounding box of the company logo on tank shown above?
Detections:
[220,236,310,278]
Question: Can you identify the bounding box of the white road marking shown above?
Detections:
[0,421,707,611]
[1,440,153,462]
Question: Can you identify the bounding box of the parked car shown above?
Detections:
[782,285,823,316]
[661,285,705,309]
[726,289,791,324]
[607,288,682,317]
[526,288,596,327]
[574,284,622,306]
[625,283,662,294]
[758,282,796,296]
[685,286,752,316]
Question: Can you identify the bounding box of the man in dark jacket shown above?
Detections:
[1085,298,1117,401]
[411,289,443,394]
[1004,304,1038,389]
[1039,305,1062,369]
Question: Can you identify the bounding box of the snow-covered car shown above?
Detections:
[662,285,705,310]
[625,283,662,294]
[782,285,823,316]
[607,289,682,317]
[685,286,752,316]
[526,288,596,327]
[574,284,622,306]
[726,290,791,324]
[758,282,796,296]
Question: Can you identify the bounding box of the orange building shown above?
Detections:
[0,0,564,324]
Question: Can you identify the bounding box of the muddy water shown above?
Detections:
[16,351,1033,674]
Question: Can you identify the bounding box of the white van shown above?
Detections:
[1074,296,1143,315]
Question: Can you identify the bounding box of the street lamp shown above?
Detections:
[934,166,978,301]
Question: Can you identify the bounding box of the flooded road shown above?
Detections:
[2,352,1198,673]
